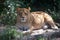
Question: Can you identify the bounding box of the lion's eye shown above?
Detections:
[25,13,28,15]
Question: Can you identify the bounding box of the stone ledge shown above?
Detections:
[21,29,60,40]
[23,29,60,36]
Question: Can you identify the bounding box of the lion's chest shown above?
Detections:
[16,23,31,31]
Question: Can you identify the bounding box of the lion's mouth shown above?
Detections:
[20,18,27,22]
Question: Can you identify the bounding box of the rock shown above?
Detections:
[15,29,60,40]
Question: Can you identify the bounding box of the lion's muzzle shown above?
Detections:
[20,17,27,22]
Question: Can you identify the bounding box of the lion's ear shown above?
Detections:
[16,7,21,13]
[27,7,31,11]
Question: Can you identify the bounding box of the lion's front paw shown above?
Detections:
[52,26,58,30]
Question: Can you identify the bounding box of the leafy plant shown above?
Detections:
[36,36,45,40]
[0,26,24,40]
[0,0,60,25]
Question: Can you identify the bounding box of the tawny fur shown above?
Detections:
[16,7,58,34]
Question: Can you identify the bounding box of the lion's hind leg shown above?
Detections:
[44,13,58,29]
[47,20,58,29]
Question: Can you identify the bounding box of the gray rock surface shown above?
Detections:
[18,29,60,40]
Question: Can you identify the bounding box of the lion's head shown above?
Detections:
[16,7,31,23]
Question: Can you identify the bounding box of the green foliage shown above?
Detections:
[0,26,24,40]
[36,36,45,40]
[0,0,60,25]
[0,0,30,25]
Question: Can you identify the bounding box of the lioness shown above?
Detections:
[16,7,58,34]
